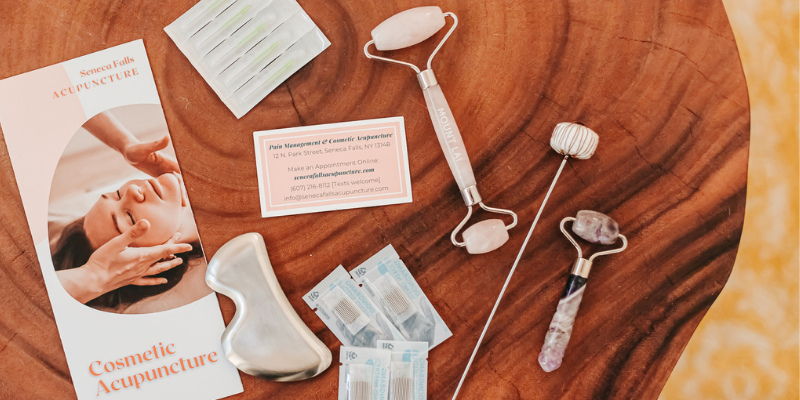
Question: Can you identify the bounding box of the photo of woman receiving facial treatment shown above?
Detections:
[48,104,211,314]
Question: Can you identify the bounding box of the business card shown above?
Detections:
[254,117,413,217]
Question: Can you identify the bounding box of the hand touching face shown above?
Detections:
[84,172,187,248]
[123,135,180,178]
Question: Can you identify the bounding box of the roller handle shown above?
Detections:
[538,274,587,373]
[367,7,475,200]
[422,82,477,193]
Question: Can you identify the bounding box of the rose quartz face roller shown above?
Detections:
[364,6,517,254]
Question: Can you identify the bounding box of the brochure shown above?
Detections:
[0,40,243,399]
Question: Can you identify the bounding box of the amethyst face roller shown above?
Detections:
[538,211,628,372]
[364,7,517,254]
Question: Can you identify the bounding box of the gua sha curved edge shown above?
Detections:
[206,233,331,381]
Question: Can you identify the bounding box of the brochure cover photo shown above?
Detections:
[0,40,243,399]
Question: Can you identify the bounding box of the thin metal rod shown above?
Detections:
[588,234,628,262]
[560,217,582,259]
[451,205,474,247]
[560,218,628,261]
[452,155,569,400]
[479,202,519,230]
[363,40,421,73]
[427,13,458,70]
[452,202,518,247]
[364,13,458,75]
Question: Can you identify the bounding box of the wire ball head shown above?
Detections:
[550,122,599,159]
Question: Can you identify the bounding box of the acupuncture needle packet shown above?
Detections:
[304,266,404,348]
[377,340,428,400]
[164,0,330,118]
[338,346,391,400]
[350,245,452,349]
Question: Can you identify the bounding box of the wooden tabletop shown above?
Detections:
[0,0,750,399]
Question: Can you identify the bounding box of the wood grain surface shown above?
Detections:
[0,0,749,399]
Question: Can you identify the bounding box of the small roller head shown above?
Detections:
[371,6,446,51]
[550,122,599,159]
[572,210,619,245]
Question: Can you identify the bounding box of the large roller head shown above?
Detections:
[371,6,446,51]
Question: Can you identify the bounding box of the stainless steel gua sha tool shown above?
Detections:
[364,6,517,254]
[206,233,332,381]
[538,211,628,372]
[453,122,599,399]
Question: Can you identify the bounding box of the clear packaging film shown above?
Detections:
[304,266,405,348]
[377,341,429,400]
[214,11,314,97]
[388,362,413,400]
[165,0,330,118]
[225,28,328,114]
[322,286,371,337]
[371,274,418,325]
[351,245,452,349]
[338,346,391,400]
[199,0,302,78]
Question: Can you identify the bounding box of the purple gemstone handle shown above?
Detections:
[537,215,627,373]
[538,279,586,372]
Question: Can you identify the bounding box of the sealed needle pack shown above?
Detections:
[165,0,330,118]
[377,341,429,400]
[304,266,404,348]
[338,346,391,400]
[350,245,452,349]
